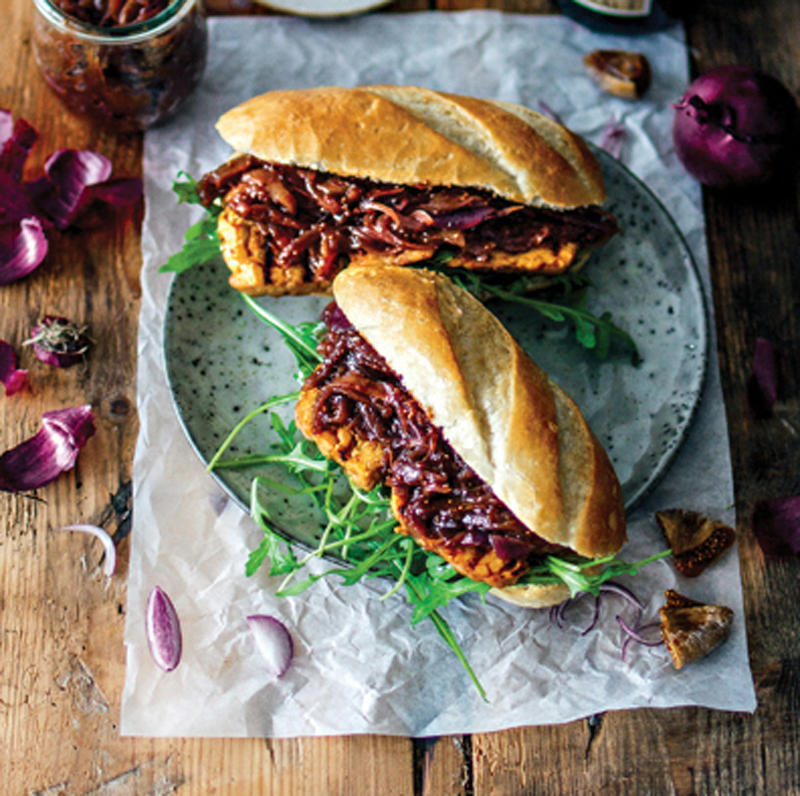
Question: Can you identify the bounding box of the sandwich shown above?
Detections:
[295,264,627,608]
[196,86,619,298]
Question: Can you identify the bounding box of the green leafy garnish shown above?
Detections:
[203,299,665,698]
[159,173,222,275]
[444,267,640,363]
[159,173,637,362]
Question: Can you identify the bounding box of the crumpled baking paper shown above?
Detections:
[121,12,757,738]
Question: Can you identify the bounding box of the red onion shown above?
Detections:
[0,405,95,492]
[25,315,90,368]
[247,614,294,679]
[146,586,182,672]
[0,214,49,286]
[26,149,142,231]
[1,110,141,285]
[672,65,800,187]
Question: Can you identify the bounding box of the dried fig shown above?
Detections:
[584,50,652,100]
[655,509,735,577]
[659,590,733,670]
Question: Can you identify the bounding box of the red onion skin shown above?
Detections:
[672,65,800,188]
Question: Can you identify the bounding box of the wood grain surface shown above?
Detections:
[2,0,799,793]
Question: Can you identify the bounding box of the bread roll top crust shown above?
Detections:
[332,265,626,558]
[215,86,607,209]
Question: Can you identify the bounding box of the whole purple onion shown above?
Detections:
[672,65,799,188]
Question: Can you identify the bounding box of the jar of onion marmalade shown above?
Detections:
[31,0,207,132]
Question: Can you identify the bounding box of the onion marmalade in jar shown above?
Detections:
[32,0,208,132]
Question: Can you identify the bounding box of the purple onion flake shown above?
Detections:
[0,111,142,285]
[146,585,183,672]
[753,495,800,559]
[0,339,28,395]
[26,149,142,231]
[0,404,95,492]
[0,215,49,286]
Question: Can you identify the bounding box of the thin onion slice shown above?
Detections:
[247,614,294,679]
[146,586,182,672]
[55,523,117,577]
[617,617,664,664]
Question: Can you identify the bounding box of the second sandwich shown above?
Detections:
[295,264,627,608]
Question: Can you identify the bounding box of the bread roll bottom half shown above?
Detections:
[196,86,619,297]
[295,265,627,609]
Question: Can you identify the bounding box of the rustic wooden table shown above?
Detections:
[2,0,799,793]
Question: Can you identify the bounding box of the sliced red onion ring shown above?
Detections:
[56,523,117,577]
[247,614,294,679]
[617,617,664,663]
[146,586,182,672]
[0,339,27,395]
[0,404,95,492]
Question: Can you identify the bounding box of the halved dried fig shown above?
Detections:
[655,509,735,577]
[658,590,733,670]
[584,50,652,100]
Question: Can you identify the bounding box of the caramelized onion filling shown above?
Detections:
[199,155,619,290]
[303,303,570,587]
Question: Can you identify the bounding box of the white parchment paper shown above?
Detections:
[121,12,757,738]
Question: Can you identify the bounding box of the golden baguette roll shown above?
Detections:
[216,85,606,208]
[199,86,618,297]
[298,265,626,608]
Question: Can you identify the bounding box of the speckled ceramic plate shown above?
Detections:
[164,149,708,551]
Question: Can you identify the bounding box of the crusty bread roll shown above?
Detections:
[203,86,618,297]
[299,264,626,608]
[216,85,606,209]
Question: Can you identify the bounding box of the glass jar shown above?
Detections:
[31,0,208,133]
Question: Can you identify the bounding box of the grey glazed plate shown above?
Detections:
[164,149,708,552]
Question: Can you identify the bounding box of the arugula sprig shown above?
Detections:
[159,173,222,275]
[159,174,638,361]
